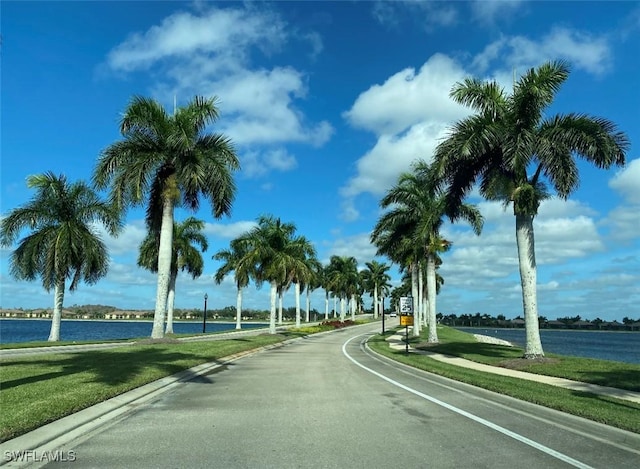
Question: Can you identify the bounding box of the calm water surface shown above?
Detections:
[0,319,267,344]
[456,327,640,364]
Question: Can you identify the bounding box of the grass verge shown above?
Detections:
[368,326,640,433]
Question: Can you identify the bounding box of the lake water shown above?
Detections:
[0,319,268,344]
[456,327,640,364]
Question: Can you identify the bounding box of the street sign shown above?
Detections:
[399,296,413,314]
[400,315,414,326]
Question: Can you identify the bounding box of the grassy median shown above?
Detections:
[368,325,640,433]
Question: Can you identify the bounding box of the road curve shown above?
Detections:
[15,323,640,468]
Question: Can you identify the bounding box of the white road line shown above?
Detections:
[342,334,593,469]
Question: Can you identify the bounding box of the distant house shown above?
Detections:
[547,320,566,329]
[510,318,525,328]
[571,320,593,329]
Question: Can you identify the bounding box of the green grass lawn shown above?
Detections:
[368,325,640,433]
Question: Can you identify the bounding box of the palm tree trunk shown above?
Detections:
[278,290,283,324]
[411,262,420,337]
[305,289,310,322]
[340,296,346,322]
[426,254,438,343]
[516,213,544,358]
[373,284,379,319]
[350,294,356,321]
[269,281,277,334]
[151,198,174,339]
[48,278,65,341]
[324,292,329,320]
[165,272,177,334]
[418,264,424,330]
[235,287,242,330]
[333,295,338,318]
[295,282,301,328]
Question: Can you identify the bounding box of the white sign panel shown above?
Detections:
[399,296,413,314]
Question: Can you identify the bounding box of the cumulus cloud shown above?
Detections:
[344,54,468,135]
[104,4,332,172]
[609,158,640,204]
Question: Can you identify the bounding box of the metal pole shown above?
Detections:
[202,293,208,333]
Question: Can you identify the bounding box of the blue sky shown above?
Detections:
[1,1,639,322]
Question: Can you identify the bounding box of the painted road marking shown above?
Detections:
[342,334,593,469]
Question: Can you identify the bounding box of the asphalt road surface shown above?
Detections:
[41,323,640,468]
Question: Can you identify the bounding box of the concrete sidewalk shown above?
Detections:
[386,331,640,404]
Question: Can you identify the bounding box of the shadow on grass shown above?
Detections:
[567,369,640,393]
[416,341,521,360]
[1,347,220,389]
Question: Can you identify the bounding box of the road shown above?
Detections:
[34,322,640,468]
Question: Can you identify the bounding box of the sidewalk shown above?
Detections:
[386,331,640,404]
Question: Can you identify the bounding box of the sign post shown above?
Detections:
[399,296,414,354]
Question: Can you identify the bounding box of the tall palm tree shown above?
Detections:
[233,215,305,334]
[434,60,628,357]
[0,172,121,341]
[138,217,208,334]
[213,238,254,330]
[372,160,483,342]
[93,96,239,339]
[361,260,391,319]
[286,236,317,328]
[325,255,359,322]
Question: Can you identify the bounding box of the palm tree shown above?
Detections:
[0,172,121,341]
[434,60,628,357]
[138,217,208,334]
[325,256,359,322]
[233,215,306,334]
[93,96,239,339]
[213,238,254,330]
[372,160,483,342]
[286,236,317,328]
[361,260,391,319]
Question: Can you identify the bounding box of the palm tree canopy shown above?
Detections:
[361,260,392,297]
[325,255,359,299]
[138,217,208,279]
[434,60,629,215]
[233,215,315,290]
[213,238,255,290]
[93,96,240,230]
[371,160,483,270]
[0,172,122,291]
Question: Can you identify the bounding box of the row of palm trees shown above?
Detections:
[1,61,629,359]
[212,214,395,334]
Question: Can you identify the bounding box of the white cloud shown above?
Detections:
[341,121,448,199]
[471,0,527,25]
[371,1,458,30]
[106,7,286,72]
[104,5,332,170]
[242,148,298,178]
[204,221,257,239]
[609,158,640,204]
[98,220,148,256]
[472,28,612,76]
[344,54,468,135]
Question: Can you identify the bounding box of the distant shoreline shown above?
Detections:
[0,317,271,325]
